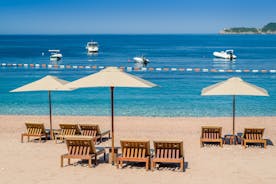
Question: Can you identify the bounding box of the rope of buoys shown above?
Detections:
[1,63,276,73]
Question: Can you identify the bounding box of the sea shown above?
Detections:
[0,34,275,117]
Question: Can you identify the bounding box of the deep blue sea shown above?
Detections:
[0,34,275,117]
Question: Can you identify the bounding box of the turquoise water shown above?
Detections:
[0,35,275,117]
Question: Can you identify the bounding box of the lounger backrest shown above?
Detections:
[59,124,81,135]
[25,123,45,135]
[201,126,222,139]
[65,137,96,155]
[120,140,150,158]
[79,124,100,136]
[244,128,264,140]
[154,141,183,159]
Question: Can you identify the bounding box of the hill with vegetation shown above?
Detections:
[220,22,276,34]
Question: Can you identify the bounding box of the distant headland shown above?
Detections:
[220,22,276,34]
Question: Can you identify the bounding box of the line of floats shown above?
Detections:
[1,63,275,74]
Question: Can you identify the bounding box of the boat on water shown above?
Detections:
[213,50,237,60]
[48,50,62,61]
[86,41,99,53]
[133,56,150,64]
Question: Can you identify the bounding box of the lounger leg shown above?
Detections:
[264,141,267,149]
[68,158,71,165]
[183,158,185,172]
[95,155,97,166]
[104,153,106,161]
[180,161,184,172]
[39,136,42,143]
[21,134,24,143]
[120,160,123,168]
[151,161,155,171]
[61,156,64,167]
[145,160,149,171]
[27,136,30,142]
[88,158,92,168]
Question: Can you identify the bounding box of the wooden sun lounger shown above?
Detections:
[21,123,49,143]
[79,124,110,143]
[152,141,185,172]
[61,137,106,168]
[55,124,81,143]
[117,140,151,171]
[200,126,223,147]
[241,128,266,148]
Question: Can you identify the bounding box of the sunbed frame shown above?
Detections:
[21,123,49,143]
[152,141,185,172]
[200,126,223,147]
[117,140,151,171]
[61,137,106,167]
[55,124,81,143]
[79,124,110,143]
[241,128,266,148]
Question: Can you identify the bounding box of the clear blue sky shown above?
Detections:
[0,0,275,34]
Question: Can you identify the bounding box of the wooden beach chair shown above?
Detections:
[21,123,49,143]
[61,137,106,168]
[117,140,151,171]
[79,124,110,143]
[152,141,185,172]
[200,126,223,147]
[241,128,266,148]
[55,124,81,143]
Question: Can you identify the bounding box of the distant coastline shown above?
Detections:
[220,22,276,34]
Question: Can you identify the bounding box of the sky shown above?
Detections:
[0,0,275,34]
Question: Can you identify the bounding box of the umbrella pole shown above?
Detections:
[110,87,115,165]
[232,95,236,144]
[48,90,53,140]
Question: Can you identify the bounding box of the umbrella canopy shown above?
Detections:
[201,77,268,96]
[66,66,157,164]
[11,75,73,139]
[67,66,156,88]
[201,77,269,142]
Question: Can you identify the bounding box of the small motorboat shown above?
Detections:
[213,50,237,60]
[86,41,99,53]
[49,50,62,61]
[133,56,150,64]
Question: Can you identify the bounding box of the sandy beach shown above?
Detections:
[0,115,275,184]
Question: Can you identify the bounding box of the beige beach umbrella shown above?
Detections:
[66,66,157,164]
[10,75,73,140]
[201,77,269,142]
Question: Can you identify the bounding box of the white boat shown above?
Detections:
[213,50,237,60]
[49,50,62,61]
[86,41,99,52]
[133,56,150,64]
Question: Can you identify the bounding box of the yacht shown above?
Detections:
[213,50,237,60]
[133,56,150,64]
[48,50,62,61]
[86,41,99,53]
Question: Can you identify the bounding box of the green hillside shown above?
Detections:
[262,23,276,32]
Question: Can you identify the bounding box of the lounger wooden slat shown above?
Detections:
[55,124,81,143]
[200,126,223,147]
[61,137,106,168]
[21,123,49,143]
[152,141,185,172]
[79,124,111,144]
[241,128,266,148]
[117,140,150,171]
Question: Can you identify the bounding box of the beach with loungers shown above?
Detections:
[0,115,275,184]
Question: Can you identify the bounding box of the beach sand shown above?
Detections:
[0,115,275,184]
